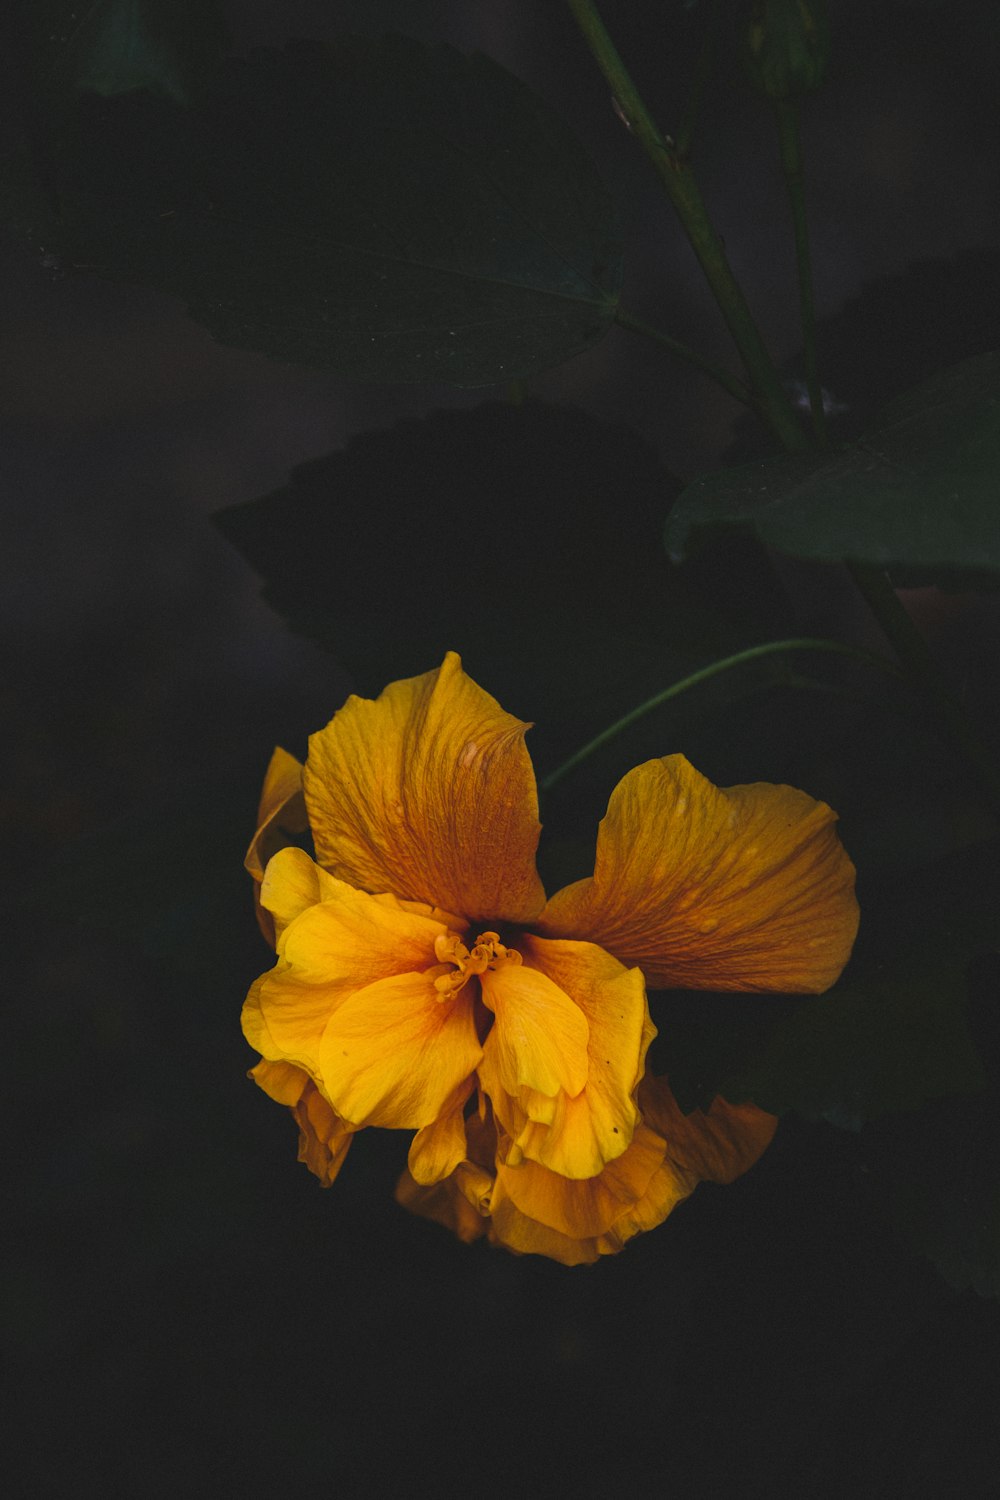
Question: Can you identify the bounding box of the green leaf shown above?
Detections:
[212,399,806,781]
[665,352,1000,582]
[18,35,622,385]
[16,0,229,107]
[662,838,998,1126]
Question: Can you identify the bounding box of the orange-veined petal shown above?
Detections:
[537,755,859,993]
[245,746,308,944]
[483,935,651,1179]
[303,652,546,925]
[640,1076,778,1183]
[318,971,482,1130]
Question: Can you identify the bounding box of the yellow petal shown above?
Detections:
[396,1104,495,1237]
[395,1170,490,1245]
[640,1075,778,1183]
[479,956,590,1103]
[245,747,308,945]
[318,973,483,1129]
[537,755,859,993]
[243,858,450,1075]
[249,1057,308,1106]
[294,1084,353,1188]
[249,1059,352,1187]
[489,1127,696,1265]
[407,1079,475,1185]
[496,1122,667,1239]
[304,652,546,925]
[485,936,651,1179]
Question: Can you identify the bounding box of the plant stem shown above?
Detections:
[847,562,1000,813]
[615,307,754,406]
[675,0,724,159]
[566,0,808,453]
[773,98,827,445]
[541,637,901,792]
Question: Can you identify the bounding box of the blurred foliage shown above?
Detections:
[667,352,1000,585]
[3,32,622,384]
[12,0,229,107]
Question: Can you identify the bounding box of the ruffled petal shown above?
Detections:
[640,1076,778,1183]
[479,957,590,1100]
[245,747,308,945]
[395,1107,495,1241]
[483,936,651,1179]
[536,755,859,993]
[249,1059,352,1188]
[304,652,546,925]
[407,1079,475,1185]
[243,855,450,1075]
[496,1122,666,1239]
[318,973,483,1129]
[490,1126,696,1265]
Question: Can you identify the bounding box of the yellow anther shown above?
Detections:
[431,929,521,1000]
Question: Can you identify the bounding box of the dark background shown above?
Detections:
[6,2,1000,1495]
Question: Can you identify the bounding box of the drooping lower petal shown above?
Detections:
[537,755,859,993]
[490,1126,697,1265]
[318,972,482,1130]
[395,1106,495,1241]
[640,1075,778,1183]
[407,1078,475,1185]
[249,1059,352,1188]
[303,652,546,926]
[483,935,651,1179]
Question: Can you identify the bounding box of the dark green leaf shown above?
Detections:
[212,399,809,785]
[15,0,229,107]
[19,35,622,385]
[662,838,998,1125]
[666,352,1000,582]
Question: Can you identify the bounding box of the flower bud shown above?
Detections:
[739,0,831,101]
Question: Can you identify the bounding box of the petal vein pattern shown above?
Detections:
[536,755,859,992]
[304,651,545,925]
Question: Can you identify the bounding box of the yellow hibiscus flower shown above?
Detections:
[242,652,858,1265]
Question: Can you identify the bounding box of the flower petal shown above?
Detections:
[395,1170,490,1245]
[484,936,651,1179]
[318,973,483,1129]
[395,1102,495,1240]
[480,957,590,1100]
[245,747,308,945]
[490,1127,696,1265]
[304,652,546,925]
[640,1076,778,1183]
[496,1122,666,1239]
[407,1079,475,1185]
[537,755,859,993]
[243,855,450,1075]
[249,1060,352,1187]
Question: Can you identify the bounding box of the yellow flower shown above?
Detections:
[242,652,858,1265]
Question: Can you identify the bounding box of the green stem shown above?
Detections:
[566,0,808,453]
[773,98,827,445]
[675,0,723,159]
[615,307,754,407]
[848,562,1000,814]
[541,637,901,792]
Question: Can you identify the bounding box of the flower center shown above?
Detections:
[432,930,522,1000]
